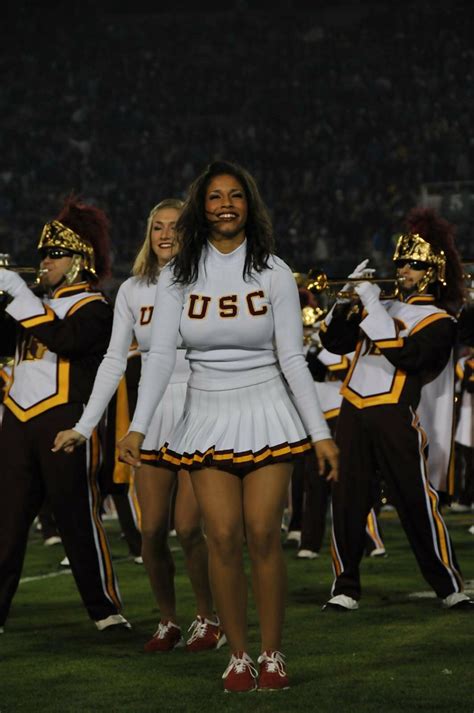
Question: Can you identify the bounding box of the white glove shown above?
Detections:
[336,259,374,303]
[0,269,28,298]
[354,280,381,311]
[347,258,376,281]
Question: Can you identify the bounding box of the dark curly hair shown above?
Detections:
[172,161,274,284]
[405,207,465,315]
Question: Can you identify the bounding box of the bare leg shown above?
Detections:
[190,469,247,652]
[134,465,176,622]
[243,463,293,652]
[174,469,214,619]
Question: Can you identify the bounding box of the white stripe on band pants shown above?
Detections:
[330,401,463,600]
[0,404,122,625]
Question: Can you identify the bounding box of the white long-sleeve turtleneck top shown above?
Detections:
[130,240,330,442]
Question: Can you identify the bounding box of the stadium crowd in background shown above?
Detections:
[1,0,473,698]
[1,1,473,278]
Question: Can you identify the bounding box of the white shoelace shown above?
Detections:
[257,651,287,676]
[187,616,220,643]
[222,653,257,679]
[187,617,209,643]
[155,621,179,639]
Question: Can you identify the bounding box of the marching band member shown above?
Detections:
[53,199,221,653]
[0,198,129,632]
[118,161,338,692]
[320,207,473,611]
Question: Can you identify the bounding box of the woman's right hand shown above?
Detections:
[312,438,339,482]
[52,429,86,454]
[118,431,145,467]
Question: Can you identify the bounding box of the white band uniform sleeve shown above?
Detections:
[359,300,398,342]
[73,282,135,439]
[6,280,50,323]
[270,265,330,442]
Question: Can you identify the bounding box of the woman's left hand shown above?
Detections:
[312,438,339,482]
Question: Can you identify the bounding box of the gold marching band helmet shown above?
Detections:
[392,231,446,292]
[38,220,97,280]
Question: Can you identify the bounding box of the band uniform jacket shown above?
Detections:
[0,281,112,421]
[320,294,456,491]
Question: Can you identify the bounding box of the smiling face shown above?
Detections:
[204,173,248,247]
[149,207,181,267]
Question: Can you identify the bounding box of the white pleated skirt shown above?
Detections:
[159,375,311,476]
[140,382,187,466]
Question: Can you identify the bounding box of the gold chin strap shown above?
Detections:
[64,254,84,285]
[393,232,446,286]
[415,266,436,293]
[38,220,97,278]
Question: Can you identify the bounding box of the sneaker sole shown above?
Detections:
[322,603,355,612]
[224,686,257,694]
[186,633,227,653]
[446,601,474,610]
[216,633,227,650]
[101,624,132,632]
[145,637,184,653]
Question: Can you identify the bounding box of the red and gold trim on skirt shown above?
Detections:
[140,437,312,475]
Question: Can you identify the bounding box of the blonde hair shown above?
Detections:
[132,198,184,282]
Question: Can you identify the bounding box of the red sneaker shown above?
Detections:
[222,652,257,693]
[185,616,227,652]
[257,650,290,690]
[143,621,184,653]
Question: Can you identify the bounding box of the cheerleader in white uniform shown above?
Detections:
[54,200,222,653]
[119,162,338,693]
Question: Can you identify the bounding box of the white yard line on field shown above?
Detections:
[409,580,474,599]
[19,548,181,585]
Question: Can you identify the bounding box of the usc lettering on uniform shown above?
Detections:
[139,306,154,325]
[219,295,238,318]
[246,291,268,316]
[188,295,212,319]
[188,292,267,320]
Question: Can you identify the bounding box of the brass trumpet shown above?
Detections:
[0,266,40,274]
[306,269,404,300]
[0,254,47,298]
[0,253,41,273]
[294,272,328,328]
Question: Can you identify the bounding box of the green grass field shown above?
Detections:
[1,510,473,713]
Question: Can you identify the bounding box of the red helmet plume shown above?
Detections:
[54,196,112,281]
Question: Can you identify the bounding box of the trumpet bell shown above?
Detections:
[302,305,327,327]
[306,270,329,294]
